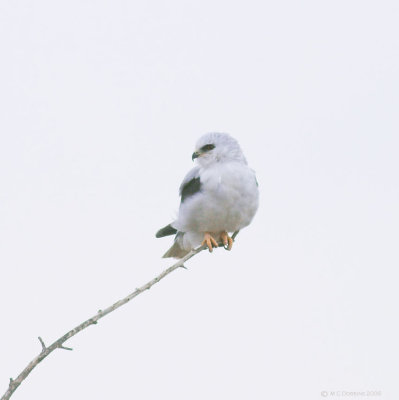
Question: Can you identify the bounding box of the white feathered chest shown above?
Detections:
[175,161,259,233]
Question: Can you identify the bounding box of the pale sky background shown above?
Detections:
[1,1,398,399]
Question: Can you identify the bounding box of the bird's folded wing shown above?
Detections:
[179,166,201,202]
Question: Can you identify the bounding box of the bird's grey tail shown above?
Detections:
[162,233,190,259]
[156,225,190,258]
[162,242,190,259]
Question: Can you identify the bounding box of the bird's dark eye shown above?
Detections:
[200,144,215,152]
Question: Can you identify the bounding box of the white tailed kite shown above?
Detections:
[156,132,259,258]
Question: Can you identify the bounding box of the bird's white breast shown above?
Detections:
[175,162,259,234]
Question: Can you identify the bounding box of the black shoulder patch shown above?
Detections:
[156,224,177,238]
[181,177,201,202]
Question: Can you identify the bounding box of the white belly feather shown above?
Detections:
[174,162,259,234]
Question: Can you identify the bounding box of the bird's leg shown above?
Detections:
[220,231,233,251]
[202,232,219,252]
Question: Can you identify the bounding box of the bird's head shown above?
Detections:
[192,132,247,167]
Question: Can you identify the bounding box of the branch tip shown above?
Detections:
[38,336,46,352]
[59,345,73,351]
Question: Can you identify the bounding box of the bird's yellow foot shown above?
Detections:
[220,231,233,251]
[202,232,219,252]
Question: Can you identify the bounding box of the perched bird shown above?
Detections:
[156,132,259,258]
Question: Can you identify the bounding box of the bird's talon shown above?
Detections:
[220,231,233,251]
[202,232,218,252]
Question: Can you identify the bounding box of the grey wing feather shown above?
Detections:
[155,224,177,238]
[155,167,200,239]
[179,167,200,196]
[179,166,202,203]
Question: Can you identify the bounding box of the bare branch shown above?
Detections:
[1,232,239,400]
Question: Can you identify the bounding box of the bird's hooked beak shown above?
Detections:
[192,151,201,161]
